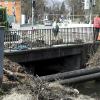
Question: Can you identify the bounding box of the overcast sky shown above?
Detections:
[48,0,63,1]
[47,0,64,3]
[46,0,64,7]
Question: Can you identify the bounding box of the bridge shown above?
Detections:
[4,26,93,52]
[4,26,99,72]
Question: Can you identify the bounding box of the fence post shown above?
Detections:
[0,27,4,84]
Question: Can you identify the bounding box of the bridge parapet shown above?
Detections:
[4,27,93,52]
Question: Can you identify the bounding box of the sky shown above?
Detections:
[50,0,64,3]
[55,0,64,2]
[46,0,64,7]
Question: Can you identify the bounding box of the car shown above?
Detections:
[12,43,29,50]
[44,20,52,26]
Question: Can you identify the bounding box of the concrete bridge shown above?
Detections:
[4,27,99,73]
[5,42,100,72]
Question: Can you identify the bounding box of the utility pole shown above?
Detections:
[32,0,36,26]
[84,0,96,23]
[72,5,74,21]
[89,0,96,23]
[89,0,92,24]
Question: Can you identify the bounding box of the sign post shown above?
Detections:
[32,0,36,26]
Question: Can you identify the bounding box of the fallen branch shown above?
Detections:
[3,68,26,78]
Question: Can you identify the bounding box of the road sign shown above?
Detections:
[84,0,90,10]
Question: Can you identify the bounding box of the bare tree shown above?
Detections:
[48,0,63,21]
[34,0,45,21]
[21,0,46,22]
[21,0,31,22]
[60,2,66,14]
[67,0,84,15]
[93,0,100,14]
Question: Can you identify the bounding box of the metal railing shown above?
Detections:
[4,27,93,52]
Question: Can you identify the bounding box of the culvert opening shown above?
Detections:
[19,57,65,76]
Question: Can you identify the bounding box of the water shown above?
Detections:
[75,81,100,99]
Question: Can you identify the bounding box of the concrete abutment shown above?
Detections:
[5,42,100,76]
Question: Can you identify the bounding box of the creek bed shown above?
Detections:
[74,81,100,99]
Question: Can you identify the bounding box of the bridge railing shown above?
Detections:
[4,27,93,52]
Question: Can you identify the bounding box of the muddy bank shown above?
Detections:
[87,46,100,67]
[0,80,95,100]
[0,58,96,100]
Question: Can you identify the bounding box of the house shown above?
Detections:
[0,0,21,24]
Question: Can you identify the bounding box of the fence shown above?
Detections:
[4,27,93,52]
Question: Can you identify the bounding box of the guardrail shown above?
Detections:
[4,27,93,52]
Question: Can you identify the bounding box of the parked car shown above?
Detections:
[12,43,29,50]
[44,20,52,26]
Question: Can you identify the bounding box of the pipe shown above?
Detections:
[59,72,100,84]
[39,67,100,82]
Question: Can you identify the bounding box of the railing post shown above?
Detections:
[50,29,52,47]
[0,27,4,84]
